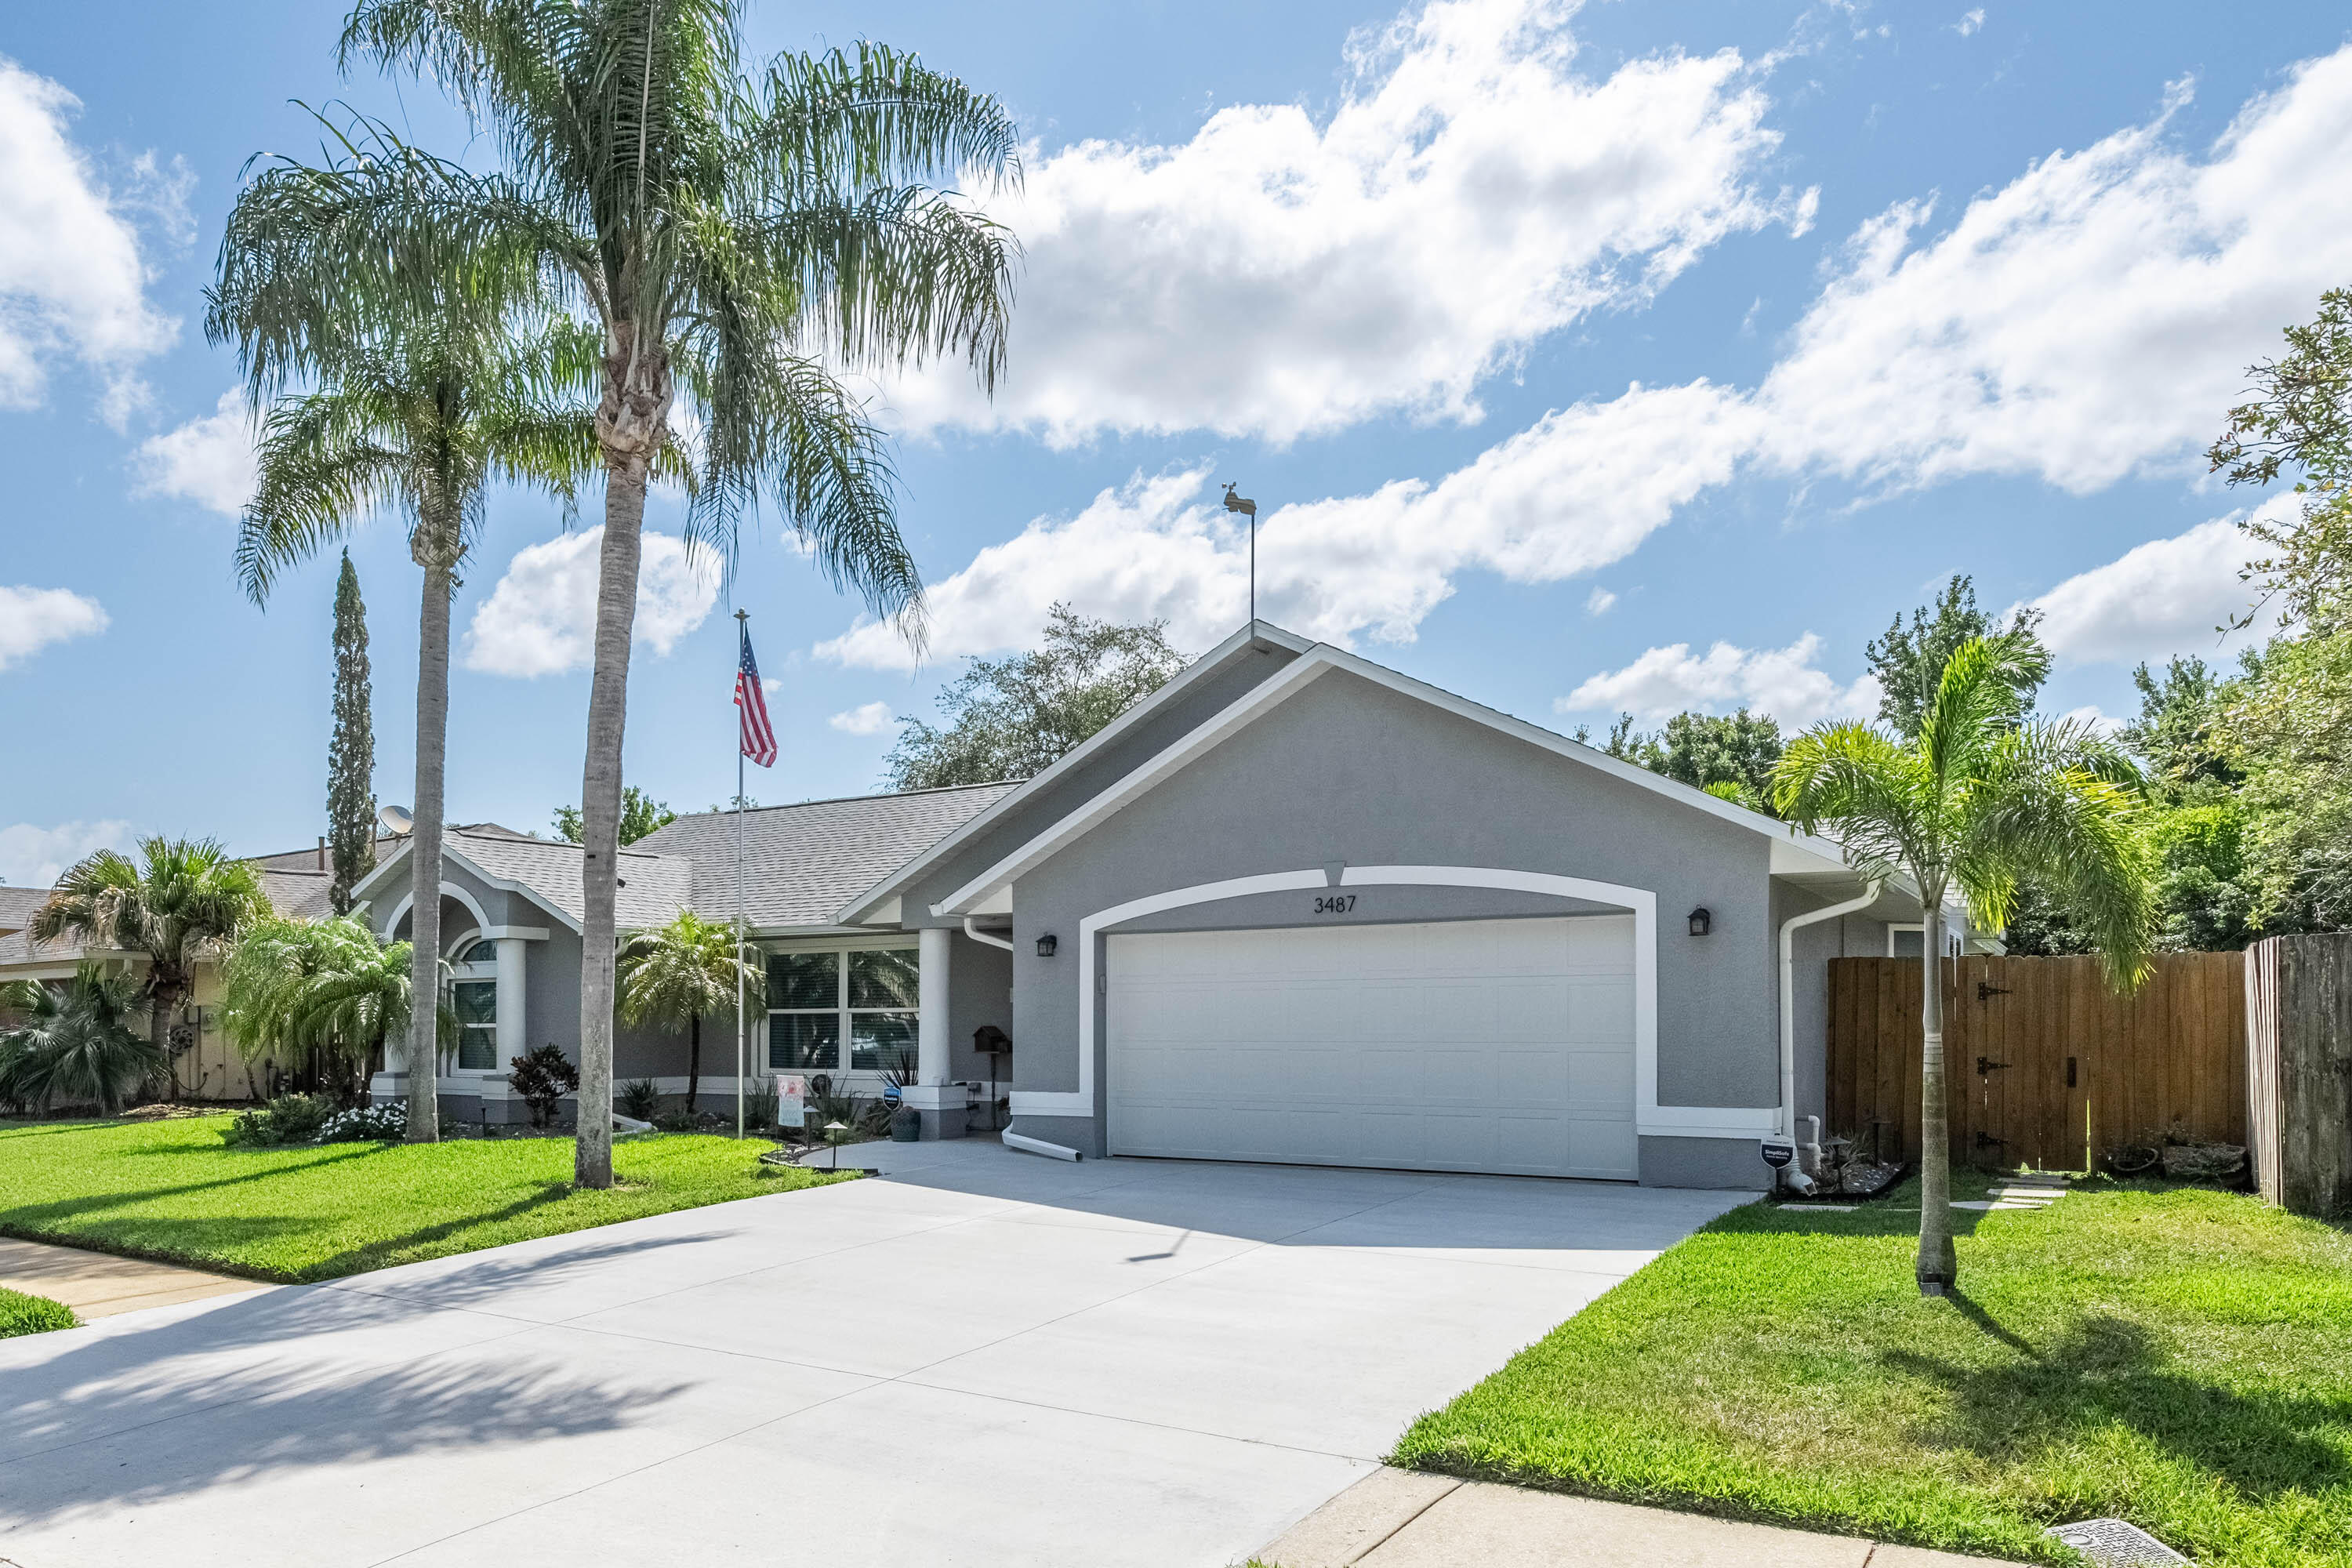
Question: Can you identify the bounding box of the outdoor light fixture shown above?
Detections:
[1688,907,1713,937]
[1035,933,1059,958]
[823,1120,848,1170]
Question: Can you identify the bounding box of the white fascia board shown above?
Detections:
[835,622,1314,925]
[936,641,1866,916]
[349,840,415,907]
[935,654,1341,915]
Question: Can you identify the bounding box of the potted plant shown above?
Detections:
[882,1049,922,1142]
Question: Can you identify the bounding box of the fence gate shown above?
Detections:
[1828,952,2246,1172]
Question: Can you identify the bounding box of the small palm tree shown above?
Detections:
[0,967,169,1114]
[31,839,271,1097]
[617,910,762,1115]
[220,914,435,1102]
[214,2,1021,1187]
[203,308,603,1144]
[1774,635,2155,1295]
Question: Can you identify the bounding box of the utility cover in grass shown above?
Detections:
[2047,1518,2190,1566]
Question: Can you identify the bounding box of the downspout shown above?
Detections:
[1778,879,1883,1169]
[962,915,1014,953]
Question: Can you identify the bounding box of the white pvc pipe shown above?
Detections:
[1004,1131,1082,1162]
[962,916,1014,952]
[1779,880,1883,1138]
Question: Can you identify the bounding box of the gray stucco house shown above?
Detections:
[356,622,1975,1189]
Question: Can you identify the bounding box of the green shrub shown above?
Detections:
[222,1093,335,1147]
[0,1286,77,1338]
[617,1078,662,1120]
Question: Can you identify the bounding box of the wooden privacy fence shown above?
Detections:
[1827,952,2246,1173]
[2245,932,2352,1217]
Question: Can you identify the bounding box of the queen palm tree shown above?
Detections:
[617,909,762,1115]
[1773,635,2156,1295]
[31,838,270,1098]
[220,913,438,1103]
[0,967,165,1115]
[201,308,601,1143]
[212,1,1022,1185]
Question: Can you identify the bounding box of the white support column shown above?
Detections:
[917,925,952,1086]
[495,937,528,1064]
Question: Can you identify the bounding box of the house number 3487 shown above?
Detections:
[1313,895,1357,914]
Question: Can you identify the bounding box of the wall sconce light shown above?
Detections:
[1035,933,1059,957]
[1687,907,1712,937]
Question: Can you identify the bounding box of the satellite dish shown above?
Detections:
[378,805,414,837]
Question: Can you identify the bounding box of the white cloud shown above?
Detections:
[2027,501,2278,664]
[887,0,1811,445]
[0,583,107,671]
[1557,633,1882,727]
[0,56,181,423]
[1584,586,1617,615]
[1952,9,1985,36]
[1753,53,2352,495]
[0,819,132,887]
[822,379,1761,670]
[462,528,718,677]
[827,701,895,737]
[132,387,256,515]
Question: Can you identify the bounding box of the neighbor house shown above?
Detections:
[0,851,347,1102]
[354,623,1981,1189]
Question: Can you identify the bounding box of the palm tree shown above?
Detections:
[0,967,166,1115]
[31,838,270,1097]
[220,914,435,1102]
[214,2,1022,1185]
[199,307,601,1143]
[617,909,762,1115]
[1773,635,2156,1295]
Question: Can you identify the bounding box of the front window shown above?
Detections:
[452,979,499,1069]
[767,946,920,1073]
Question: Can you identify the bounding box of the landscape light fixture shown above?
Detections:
[1688,907,1713,937]
[823,1120,848,1170]
[1223,483,1258,623]
[1035,933,1058,958]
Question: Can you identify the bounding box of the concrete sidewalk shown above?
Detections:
[1259,1469,2021,1567]
[0,1236,269,1320]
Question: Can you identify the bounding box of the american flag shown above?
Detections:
[735,622,777,768]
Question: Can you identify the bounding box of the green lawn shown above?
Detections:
[0,1116,852,1283]
[0,1284,77,1338]
[1393,1174,2352,1567]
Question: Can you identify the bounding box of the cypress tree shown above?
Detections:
[327,551,376,913]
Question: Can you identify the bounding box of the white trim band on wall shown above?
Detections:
[1011,864,1775,1138]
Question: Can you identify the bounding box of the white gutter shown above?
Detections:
[962,916,1014,952]
[1778,880,1882,1138]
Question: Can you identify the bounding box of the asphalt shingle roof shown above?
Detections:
[634,783,1017,929]
[0,868,334,970]
[441,828,699,931]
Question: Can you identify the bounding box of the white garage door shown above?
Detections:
[1106,915,1638,1179]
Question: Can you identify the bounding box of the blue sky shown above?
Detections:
[4,0,2350,883]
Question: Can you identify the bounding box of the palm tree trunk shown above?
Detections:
[575,459,650,1187]
[147,973,183,1102]
[1916,897,1958,1295]
[687,1012,700,1113]
[405,554,454,1143]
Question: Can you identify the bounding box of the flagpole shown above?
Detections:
[735,609,749,1142]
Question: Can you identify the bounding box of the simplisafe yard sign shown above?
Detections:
[1759,1138,1795,1169]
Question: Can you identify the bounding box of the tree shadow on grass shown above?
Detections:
[1885,1294,2352,1502]
[299,1179,580,1280]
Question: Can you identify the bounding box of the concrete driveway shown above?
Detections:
[0,1140,1746,1568]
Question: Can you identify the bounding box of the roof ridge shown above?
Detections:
[662,779,1021,822]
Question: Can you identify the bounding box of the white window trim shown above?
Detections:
[1012,864,1775,1141]
[1886,922,1961,959]
[762,937,921,1076]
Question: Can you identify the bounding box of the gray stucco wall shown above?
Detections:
[947,931,1014,1085]
[998,667,1784,1175]
[884,635,1302,927]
